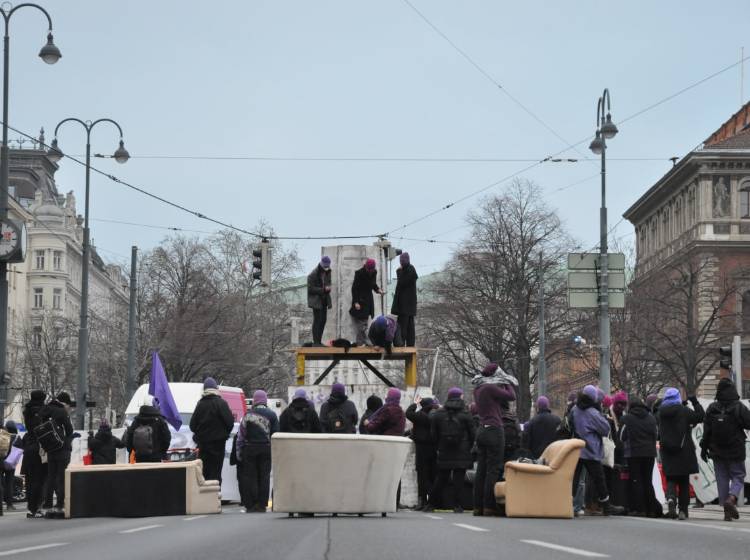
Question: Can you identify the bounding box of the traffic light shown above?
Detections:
[719,345,732,370]
[252,239,271,286]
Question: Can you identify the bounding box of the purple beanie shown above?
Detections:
[253,389,268,405]
[447,387,463,400]
[596,388,605,403]
[293,388,307,400]
[365,258,376,271]
[321,256,331,269]
[536,396,550,411]
[482,362,499,377]
[399,252,410,267]
[583,385,598,401]
[386,387,401,405]
[203,377,218,390]
[613,391,628,405]
[331,382,346,396]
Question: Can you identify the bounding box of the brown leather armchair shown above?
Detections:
[494,438,585,518]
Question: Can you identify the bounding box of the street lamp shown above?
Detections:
[589,88,618,394]
[0,4,60,423]
[48,118,129,429]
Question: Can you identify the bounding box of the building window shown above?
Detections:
[741,185,750,219]
[53,250,63,271]
[35,250,45,270]
[32,326,42,349]
[53,288,62,310]
[33,287,43,308]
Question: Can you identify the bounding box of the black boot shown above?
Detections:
[666,497,677,519]
[601,498,624,516]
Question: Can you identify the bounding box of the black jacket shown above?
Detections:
[22,399,45,448]
[391,264,418,316]
[88,426,125,465]
[620,403,657,458]
[349,267,380,319]
[39,400,75,457]
[307,265,332,310]
[658,398,704,476]
[124,405,172,462]
[359,396,383,434]
[320,394,358,434]
[406,403,436,446]
[429,398,475,469]
[279,398,322,433]
[523,410,561,459]
[189,392,235,446]
[702,384,750,461]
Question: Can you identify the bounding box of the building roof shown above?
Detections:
[702,127,750,150]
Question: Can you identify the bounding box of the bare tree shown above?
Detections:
[17,311,77,397]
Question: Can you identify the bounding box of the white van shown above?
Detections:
[124,383,247,502]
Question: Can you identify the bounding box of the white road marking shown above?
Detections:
[521,540,609,558]
[424,514,443,520]
[118,524,163,534]
[623,515,750,533]
[183,515,207,522]
[453,523,490,532]
[0,543,69,557]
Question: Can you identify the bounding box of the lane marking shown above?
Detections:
[118,524,163,534]
[183,515,207,522]
[453,523,490,532]
[521,540,609,558]
[425,514,443,520]
[622,516,750,533]
[0,543,70,557]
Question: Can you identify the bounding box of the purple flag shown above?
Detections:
[148,351,182,430]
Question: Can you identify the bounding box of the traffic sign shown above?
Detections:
[567,271,625,290]
[568,291,625,309]
[568,252,626,270]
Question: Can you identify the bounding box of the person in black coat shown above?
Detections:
[124,397,172,464]
[390,252,418,347]
[359,395,383,434]
[406,396,439,510]
[39,392,75,515]
[320,383,359,434]
[87,421,125,465]
[190,378,235,484]
[424,388,475,513]
[523,396,561,459]
[307,256,332,345]
[21,390,47,518]
[367,315,403,354]
[279,389,322,433]
[657,388,704,520]
[620,398,659,516]
[349,258,384,346]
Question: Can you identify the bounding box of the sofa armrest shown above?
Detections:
[505,462,554,475]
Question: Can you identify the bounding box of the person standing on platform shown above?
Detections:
[307,256,332,346]
[349,258,383,346]
[237,390,279,513]
[190,377,235,483]
[406,396,439,510]
[391,252,418,347]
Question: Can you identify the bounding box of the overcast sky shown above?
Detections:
[7,0,750,277]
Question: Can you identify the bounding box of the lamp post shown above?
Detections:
[47,119,129,429]
[0,4,60,422]
[588,88,618,394]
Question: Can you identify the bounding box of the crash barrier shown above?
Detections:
[271,433,413,515]
[495,438,585,519]
[64,459,221,518]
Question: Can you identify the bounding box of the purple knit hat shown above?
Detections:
[293,388,307,400]
[399,252,410,267]
[482,362,499,377]
[203,377,218,390]
[253,390,268,405]
[583,385,598,401]
[331,382,346,396]
[536,396,550,411]
[567,390,577,404]
[386,387,401,405]
[321,256,331,269]
[447,387,463,400]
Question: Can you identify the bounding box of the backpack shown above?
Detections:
[555,410,575,440]
[0,429,10,459]
[710,404,741,448]
[327,406,351,434]
[132,424,155,456]
[34,419,64,453]
[441,413,463,446]
[289,406,309,433]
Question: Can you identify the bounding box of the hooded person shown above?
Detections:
[280,389,321,433]
[406,395,439,509]
[424,388,475,513]
[307,256,333,345]
[350,258,384,346]
[700,378,750,521]
[20,390,47,518]
[367,315,403,354]
[320,383,359,434]
[620,397,659,517]
[87,420,125,465]
[658,387,704,520]
[237,390,279,513]
[124,395,172,464]
[39,392,76,517]
[360,395,383,434]
[571,385,624,516]
[472,362,516,517]
[189,377,235,483]
[366,388,406,436]
[523,396,561,460]
[390,252,418,346]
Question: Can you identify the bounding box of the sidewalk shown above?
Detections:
[686,504,750,524]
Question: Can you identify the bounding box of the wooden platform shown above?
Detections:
[294,346,418,387]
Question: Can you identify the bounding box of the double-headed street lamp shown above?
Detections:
[47,119,129,429]
[589,89,618,395]
[0,4,60,422]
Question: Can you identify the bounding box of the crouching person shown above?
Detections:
[237,390,279,513]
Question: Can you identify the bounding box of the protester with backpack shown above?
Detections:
[657,388,704,520]
[190,377,235,483]
[359,395,383,434]
[237,390,279,513]
[280,389,322,433]
[124,395,172,464]
[424,387,474,513]
[38,392,75,518]
[620,397,660,517]
[320,383,358,434]
[87,421,125,465]
[21,390,47,518]
[700,377,750,521]
[406,396,439,510]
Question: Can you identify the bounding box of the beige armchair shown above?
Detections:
[494,438,585,518]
